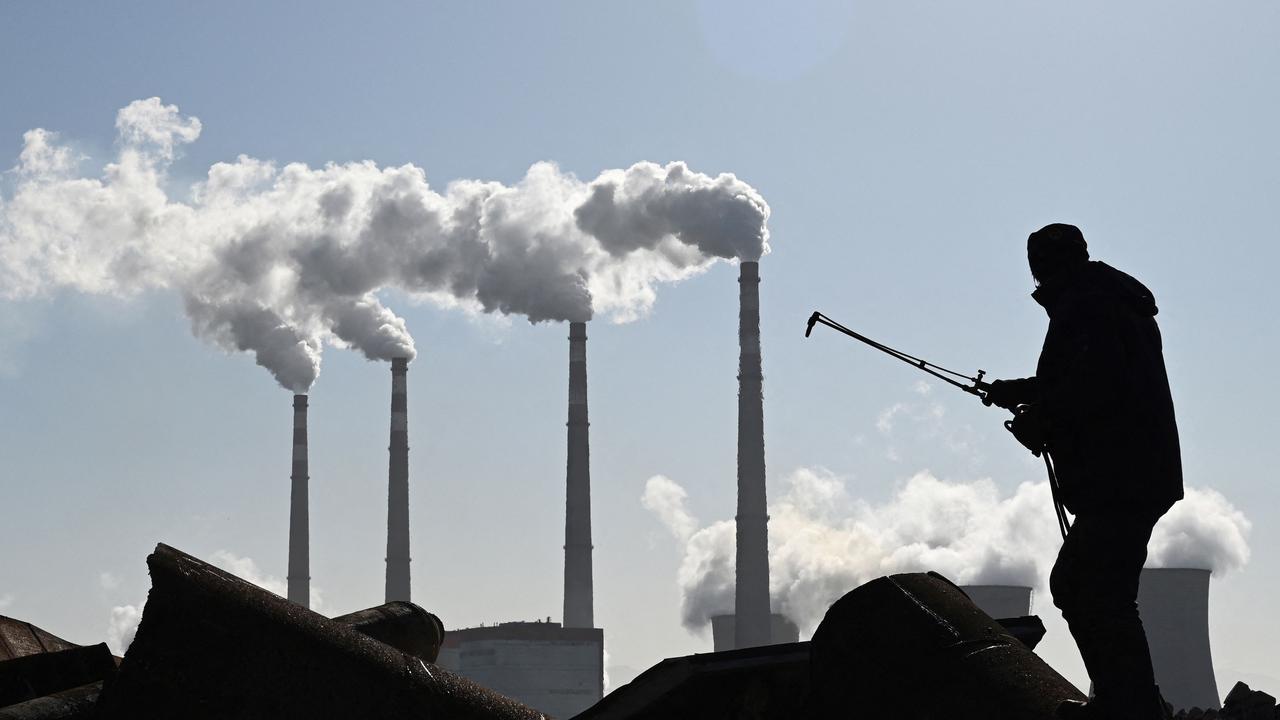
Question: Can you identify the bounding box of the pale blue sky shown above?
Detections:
[2,1,1277,696]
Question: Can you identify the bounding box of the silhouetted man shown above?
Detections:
[984,224,1183,720]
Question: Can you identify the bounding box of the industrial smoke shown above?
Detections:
[0,98,771,391]
[643,470,1250,635]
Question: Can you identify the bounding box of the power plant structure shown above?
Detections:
[386,357,412,603]
[287,394,309,607]
[735,260,772,650]
[960,585,1033,619]
[437,323,604,717]
[711,613,799,652]
[1139,568,1220,711]
[435,621,604,718]
[563,321,593,629]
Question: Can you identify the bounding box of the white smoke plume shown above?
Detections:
[210,550,325,611]
[644,469,1251,636]
[641,475,699,542]
[1,99,771,390]
[1148,486,1251,574]
[106,604,142,654]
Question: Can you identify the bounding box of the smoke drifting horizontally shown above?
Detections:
[644,470,1251,635]
[1,98,771,391]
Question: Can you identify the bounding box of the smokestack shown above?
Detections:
[960,585,1033,619]
[287,394,309,607]
[735,261,770,649]
[385,357,411,603]
[563,321,594,628]
[1138,568,1220,711]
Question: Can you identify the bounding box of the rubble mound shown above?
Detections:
[1171,682,1277,720]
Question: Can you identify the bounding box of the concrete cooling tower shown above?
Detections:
[1139,568,1219,711]
[960,585,1033,619]
[735,261,771,650]
[711,613,799,652]
[287,394,309,607]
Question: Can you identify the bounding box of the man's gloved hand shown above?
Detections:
[1005,404,1047,456]
[982,378,1037,410]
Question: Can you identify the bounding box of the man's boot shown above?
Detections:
[1056,686,1169,720]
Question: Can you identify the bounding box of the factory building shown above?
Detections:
[436,621,604,719]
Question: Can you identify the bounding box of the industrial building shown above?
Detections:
[436,621,605,718]
[431,321,604,718]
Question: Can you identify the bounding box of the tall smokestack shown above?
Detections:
[1138,568,1219,711]
[563,321,594,628]
[735,261,770,649]
[385,357,411,603]
[287,394,309,607]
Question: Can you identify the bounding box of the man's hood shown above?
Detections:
[1033,261,1159,317]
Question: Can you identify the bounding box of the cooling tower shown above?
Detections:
[563,321,594,629]
[711,613,799,652]
[287,394,309,607]
[735,261,771,649]
[1138,568,1219,711]
[960,585,1033,619]
[385,357,411,603]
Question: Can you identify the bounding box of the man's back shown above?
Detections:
[1033,260,1183,514]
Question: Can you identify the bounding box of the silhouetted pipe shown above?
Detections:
[332,602,444,663]
[288,394,309,607]
[386,358,411,603]
[96,544,545,720]
[735,261,770,649]
[563,322,594,629]
[807,572,1085,718]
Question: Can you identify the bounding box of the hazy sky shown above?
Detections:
[2,1,1277,698]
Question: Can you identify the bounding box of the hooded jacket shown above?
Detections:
[1029,261,1183,514]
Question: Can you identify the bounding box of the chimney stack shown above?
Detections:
[287,394,309,607]
[563,321,594,628]
[385,357,411,603]
[735,261,771,649]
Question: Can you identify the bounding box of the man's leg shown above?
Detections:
[1051,508,1164,716]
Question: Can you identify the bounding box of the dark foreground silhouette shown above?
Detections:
[985,223,1185,720]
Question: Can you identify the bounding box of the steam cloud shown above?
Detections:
[106,604,142,655]
[1148,486,1251,572]
[644,469,1251,635]
[1,98,771,391]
